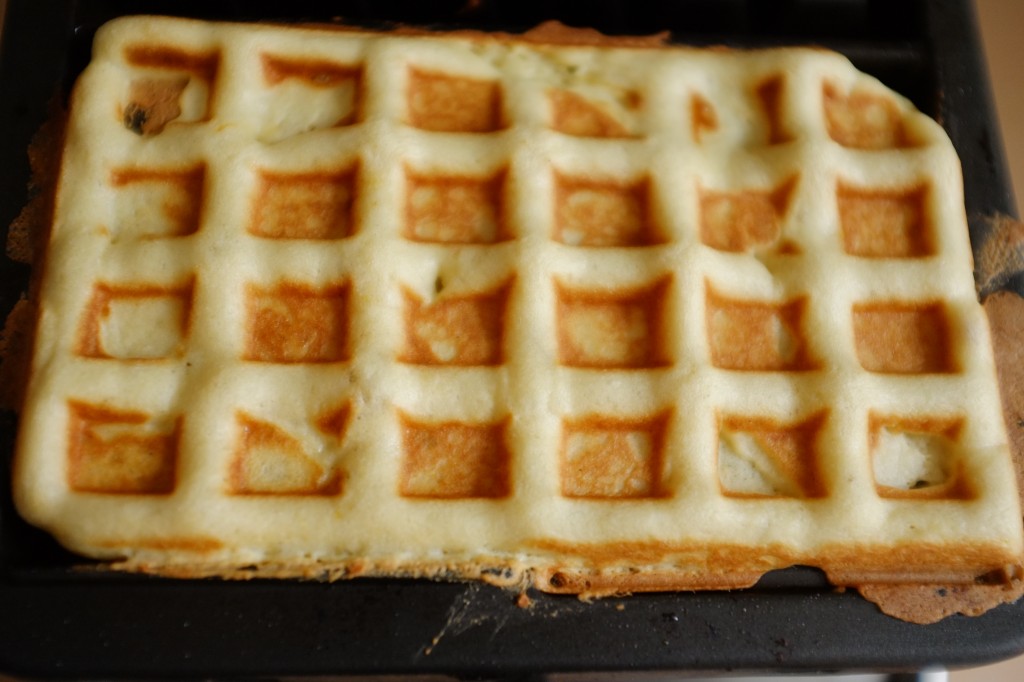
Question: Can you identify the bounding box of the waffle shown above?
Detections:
[12,15,1023,595]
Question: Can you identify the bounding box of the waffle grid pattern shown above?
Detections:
[14,17,1021,582]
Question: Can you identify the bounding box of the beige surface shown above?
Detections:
[977,0,1024,214]
[949,1,1024,680]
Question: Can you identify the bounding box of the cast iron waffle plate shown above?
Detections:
[2,0,1023,678]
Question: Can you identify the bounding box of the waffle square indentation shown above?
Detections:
[700,177,796,252]
[76,281,193,360]
[400,281,510,366]
[554,174,661,247]
[228,412,343,495]
[839,182,931,258]
[548,89,636,138]
[556,277,671,369]
[111,165,205,238]
[755,74,793,145]
[869,414,969,499]
[244,281,350,363]
[399,415,510,499]
[706,286,815,371]
[122,44,219,134]
[407,68,503,133]
[259,54,361,141]
[824,83,908,149]
[717,412,827,499]
[67,401,178,494]
[561,413,669,499]
[404,168,507,243]
[251,168,357,239]
[690,93,718,143]
[852,302,953,374]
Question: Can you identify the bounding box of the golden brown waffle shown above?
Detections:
[12,16,1023,595]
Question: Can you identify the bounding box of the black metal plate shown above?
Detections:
[2,0,1022,678]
